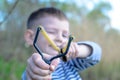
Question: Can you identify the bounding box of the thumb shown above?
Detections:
[49,58,60,71]
[49,65,55,71]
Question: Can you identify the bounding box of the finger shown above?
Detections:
[32,53,50,70]
[70,43,77,58]
[28,57,51,76]
[50,58,60,71]
[74,43,79,58]
[67,42,76,59]
[66,43,73,59]
[26,68,32,80]
[27,66,51,80]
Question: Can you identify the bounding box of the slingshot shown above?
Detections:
[33,26,73,65]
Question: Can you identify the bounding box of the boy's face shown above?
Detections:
[26,16,70,58]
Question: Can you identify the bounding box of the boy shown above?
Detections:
[22,7,102,80]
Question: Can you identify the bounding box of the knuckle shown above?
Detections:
[43,76,51,80]
[32,53,41,64]
[40,70,50,76]
[32,67,38,74]
[34,58,40,65]
[31,75,36,79]
[30,72,37,79]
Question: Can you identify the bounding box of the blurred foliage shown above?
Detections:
[0,0,120,80]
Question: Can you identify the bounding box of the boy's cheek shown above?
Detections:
[47,33,56,39]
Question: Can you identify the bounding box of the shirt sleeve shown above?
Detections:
[21,70,26,80]
[69,41,102,71]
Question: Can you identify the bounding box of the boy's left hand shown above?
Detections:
[66,42,91,60]
[66,42,79,60]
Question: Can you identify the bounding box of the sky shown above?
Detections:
[108,0,120,31]
[74,0,120,31]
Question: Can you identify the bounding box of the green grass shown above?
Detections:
[0,57,26,80]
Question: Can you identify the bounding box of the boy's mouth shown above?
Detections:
[49,44,63,51]
[49,45,59,54]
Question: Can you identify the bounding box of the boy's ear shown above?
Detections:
[24,29,34,46]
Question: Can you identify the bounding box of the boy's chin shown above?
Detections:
[49,50,59,55]
[48,46,59,55]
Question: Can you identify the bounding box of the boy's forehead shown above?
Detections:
[35,16,69,30]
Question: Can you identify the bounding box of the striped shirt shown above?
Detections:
[22,41,102,80]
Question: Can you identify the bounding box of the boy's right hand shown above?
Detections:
[26,53,60,80]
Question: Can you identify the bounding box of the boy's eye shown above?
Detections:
[47,31,55,34]
[63,34,69,38]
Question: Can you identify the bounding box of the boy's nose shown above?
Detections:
[55,33,64,43]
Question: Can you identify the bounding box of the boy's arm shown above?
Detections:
[69,41,102,71]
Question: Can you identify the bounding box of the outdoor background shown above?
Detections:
[0,0,120,80]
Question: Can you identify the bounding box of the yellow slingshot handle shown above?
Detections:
[39,26,60,52]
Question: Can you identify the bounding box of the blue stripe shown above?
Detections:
[52,61,81,80]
